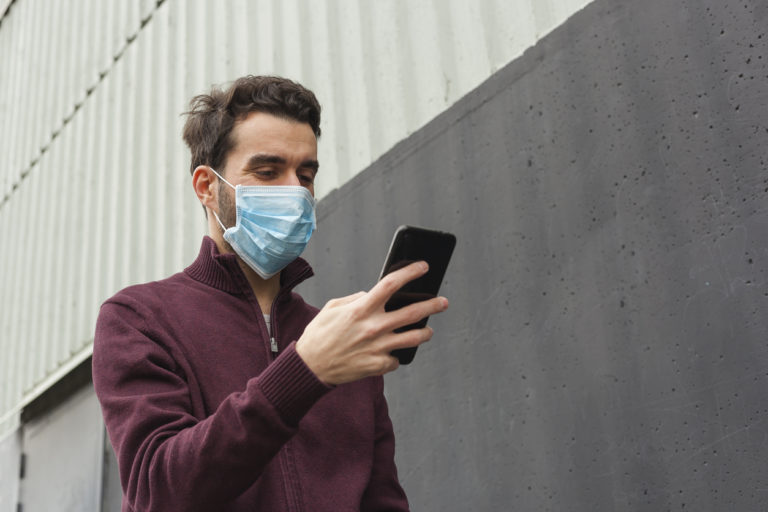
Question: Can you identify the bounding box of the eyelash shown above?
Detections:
[254,169,314,184]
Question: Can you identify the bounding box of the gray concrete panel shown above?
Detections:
[0,431,20,512]
[19,385,104,512]
[298,0,768,509]
[101,433,122,512]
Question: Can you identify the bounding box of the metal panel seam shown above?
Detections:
[0,0,169,213]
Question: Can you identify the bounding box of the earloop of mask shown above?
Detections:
[210,167,233,234]
[210,167,236,190]
[212,210,228,233]
[205,165,316,279]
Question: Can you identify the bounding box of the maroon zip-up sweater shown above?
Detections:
[93,237,409,511]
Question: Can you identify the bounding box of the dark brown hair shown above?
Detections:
[182,75,321,175]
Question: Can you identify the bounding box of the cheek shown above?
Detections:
[218,188,237,224]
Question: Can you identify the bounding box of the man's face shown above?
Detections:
[216,111,319,227]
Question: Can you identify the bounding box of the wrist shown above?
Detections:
[295,338,331,385]
[259,342,332,423]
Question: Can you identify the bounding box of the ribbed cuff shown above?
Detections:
[258,342,332,425]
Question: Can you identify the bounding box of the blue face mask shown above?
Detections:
[210,169,316,279]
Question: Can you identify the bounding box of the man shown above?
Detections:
[92,75,449,511]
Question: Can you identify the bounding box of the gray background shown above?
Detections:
[298,0,768,509]
[18,386,104,512]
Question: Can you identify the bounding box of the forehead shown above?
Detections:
[229,111,317,161]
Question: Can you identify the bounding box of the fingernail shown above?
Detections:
[420,261,429,272]
[441,297,449,310]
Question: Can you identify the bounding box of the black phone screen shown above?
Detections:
[379,225,456,364]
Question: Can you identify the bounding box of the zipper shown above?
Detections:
[264,265,312,511]
[265,265,313,359]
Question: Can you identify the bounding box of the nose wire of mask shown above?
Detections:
[206,167,317,279]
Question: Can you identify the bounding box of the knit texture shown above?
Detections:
[93,237,409,512]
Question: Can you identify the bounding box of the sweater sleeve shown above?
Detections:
[92,298,330,512]
[360,377,410,512]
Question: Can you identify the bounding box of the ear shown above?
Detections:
[192,165,218,212]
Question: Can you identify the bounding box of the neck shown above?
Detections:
[210,225,280,315]
[239,260,281,315]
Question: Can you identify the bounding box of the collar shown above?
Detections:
[184,236,314,295]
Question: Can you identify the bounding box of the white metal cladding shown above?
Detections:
[0,0,593,437]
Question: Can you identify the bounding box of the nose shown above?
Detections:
[280,172,302,187]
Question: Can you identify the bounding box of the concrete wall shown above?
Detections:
[0,432,20,512]
[298,0,768,509]
[2,0,767,509]
[17,385,104,511]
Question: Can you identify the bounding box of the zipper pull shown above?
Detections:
[270,337,278,354]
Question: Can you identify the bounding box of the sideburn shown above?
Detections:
[217,180,238,254]
[218,180,238,229]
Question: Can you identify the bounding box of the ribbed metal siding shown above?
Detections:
[0,0,592,437]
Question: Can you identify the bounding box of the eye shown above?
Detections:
[254,168,277,179]
[299,173,315,185]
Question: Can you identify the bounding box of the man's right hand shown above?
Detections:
[295,261,449,385]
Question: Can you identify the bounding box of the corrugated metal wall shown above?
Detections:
[0,0,592,438]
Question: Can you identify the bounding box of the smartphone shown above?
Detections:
[378,225,456,364]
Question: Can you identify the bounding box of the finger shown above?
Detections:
[385,355,401,374]
[363,261,429,310]
[381,296,448,332]
[325,291,366,308]
[376,326,434,352]
[373,354,401,376]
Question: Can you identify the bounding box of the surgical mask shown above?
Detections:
[210,168,316,279]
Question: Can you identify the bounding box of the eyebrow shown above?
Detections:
[246,153,319,174]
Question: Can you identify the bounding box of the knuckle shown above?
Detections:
[408,306,426,324]
[410,329,426,344]
[348,303,367,322]
[365,357,389,376]
[362,322,380,339]
[380,275,401,294]
[409,327,429,344]
[378,357,397,374]
[399,307,424,328]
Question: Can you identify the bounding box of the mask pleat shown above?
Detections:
[222,185,316,279]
